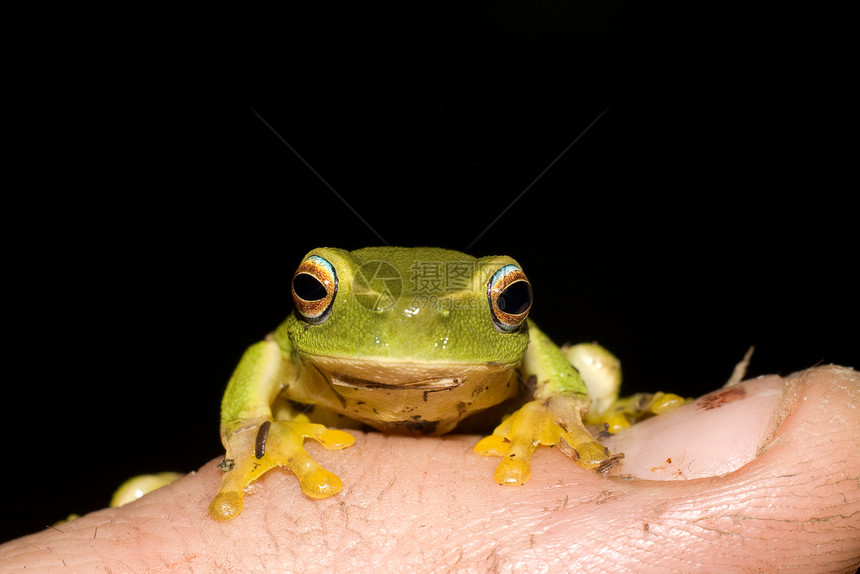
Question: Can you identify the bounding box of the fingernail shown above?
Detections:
[602,376,786,480]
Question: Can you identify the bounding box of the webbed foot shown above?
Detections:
[474,394,615,486]
[209,417,354,520]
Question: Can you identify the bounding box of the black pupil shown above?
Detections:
[497,281,532,314]
[294,273,327,301]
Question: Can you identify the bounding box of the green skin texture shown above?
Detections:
[220,247,588,435]
[211,247,610,520]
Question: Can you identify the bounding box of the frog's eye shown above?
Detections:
[487,264,533,332]
[292,255,338,324]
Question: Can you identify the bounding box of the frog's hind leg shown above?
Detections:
[565,342,685,433]
[584,391,687,433]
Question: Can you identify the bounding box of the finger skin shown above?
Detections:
[1,366,858,573]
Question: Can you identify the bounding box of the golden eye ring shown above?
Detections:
[292,255,338,324]
[487,264,532,332]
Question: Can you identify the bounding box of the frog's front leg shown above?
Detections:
[475,321,621,485]
[209,338,354,521]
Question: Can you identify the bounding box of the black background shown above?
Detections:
[4,4,855,543]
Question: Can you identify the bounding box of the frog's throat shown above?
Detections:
[288,355,520,435]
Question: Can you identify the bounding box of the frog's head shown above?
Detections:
[277,246,534,433]
[281,246,526,376]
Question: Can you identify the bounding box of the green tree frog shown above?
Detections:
[209,247,679,521]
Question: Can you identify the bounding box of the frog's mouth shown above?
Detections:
[329,372,463,391]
